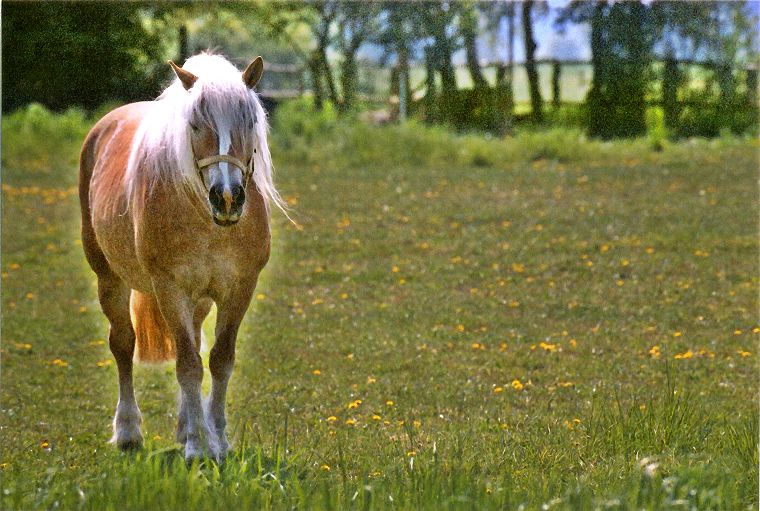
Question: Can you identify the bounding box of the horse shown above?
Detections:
[79,53,285,462]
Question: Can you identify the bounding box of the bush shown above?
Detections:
[677,89,758,138]
[270,98,673,172]
[2,103,93,174]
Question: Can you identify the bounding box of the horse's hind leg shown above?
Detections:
[98,275,142,449]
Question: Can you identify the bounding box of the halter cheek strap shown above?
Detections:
[194,153,254,192]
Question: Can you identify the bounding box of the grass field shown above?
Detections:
[1,104,758,509]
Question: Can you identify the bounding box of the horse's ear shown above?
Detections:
[242,57,264,89]
[168,61,198,90]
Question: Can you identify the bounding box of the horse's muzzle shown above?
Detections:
[209,183,245,226]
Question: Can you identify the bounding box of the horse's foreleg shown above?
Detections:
[152,281,211,463]
[177,299,213,445]
[207,287,254,459]
[98,276,142,450]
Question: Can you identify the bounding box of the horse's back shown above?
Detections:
[79,102,154,289]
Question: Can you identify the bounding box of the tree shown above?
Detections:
[522,1,544,123]
[559,1,654,138]
[2,2,163,112]
[336,1,380,112]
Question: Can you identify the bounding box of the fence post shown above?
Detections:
[551,60,561,109]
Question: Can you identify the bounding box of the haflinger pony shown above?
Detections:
[79,53,285,462]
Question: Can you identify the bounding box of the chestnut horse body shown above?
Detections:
[79,54,282,461]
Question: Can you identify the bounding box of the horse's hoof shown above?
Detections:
[184,440,204,465]
[117,438,143,451]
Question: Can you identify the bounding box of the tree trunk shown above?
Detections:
[308,50,324,110]
[339,43,359,112]
[551,60,561,108]
[424,46,438,123]
[522,0,543,123]
[462,8,487,89]
[437,36,457,99]
[178,24,189,64]
[587,1,607,138]
[397,42,411,119]
[319,44,339,107]
[662,55,681,132]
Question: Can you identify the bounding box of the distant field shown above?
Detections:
[1,105,757,509]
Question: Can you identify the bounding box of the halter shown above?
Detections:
[194,152,255,192]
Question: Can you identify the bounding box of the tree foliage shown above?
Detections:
[2,2,164,112]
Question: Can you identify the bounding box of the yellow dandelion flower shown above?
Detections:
[326,416,337,423]
[413,420,421,428]
[391,266,399,273]
[386,400,394,406]
[733,329,743,336]
[645,247,655,254]
[493,387,504,393]
[737,350,751,357]
[673,331,682,337]
[539,342,557,352]
[51,358,68,367]
[96,360,112,367]
[320,464,331,471]
[312,369,321,376]
[345,418,357,426]
[511,263,525,273]
[674,350,693,359]
[456,324,465,332]
[256,293,266,301]
[347,399,362,409]
[406,451,416,457]
[649,345,661,358]
[14,342,32,350]
[372,414,381,421]
[512,379,524,391]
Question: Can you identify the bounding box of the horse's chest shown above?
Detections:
[141,223,268,302]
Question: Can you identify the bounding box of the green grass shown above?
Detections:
[1,104,758,510]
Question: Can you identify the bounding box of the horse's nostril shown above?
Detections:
[231,185,245,207]
[209,184,225,210]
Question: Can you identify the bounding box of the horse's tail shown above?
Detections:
[130,290,175,362]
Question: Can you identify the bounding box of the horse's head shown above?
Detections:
[169,57,264,226]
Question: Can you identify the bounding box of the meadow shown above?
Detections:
[1,102,757,510]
